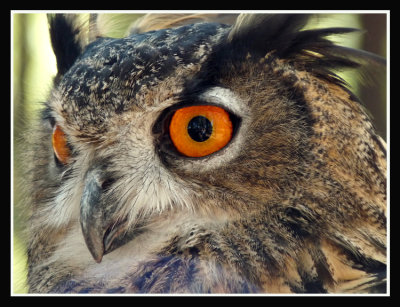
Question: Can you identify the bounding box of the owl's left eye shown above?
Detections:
[169,105,233,157]
[52,125,71,165]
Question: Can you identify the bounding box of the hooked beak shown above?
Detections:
[80,167,128,263]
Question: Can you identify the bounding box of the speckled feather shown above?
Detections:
[21,13,386,294]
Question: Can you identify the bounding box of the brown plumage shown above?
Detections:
[19,13,386,294]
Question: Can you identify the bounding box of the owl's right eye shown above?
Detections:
[52,125,71,165]
[169,105,233,157]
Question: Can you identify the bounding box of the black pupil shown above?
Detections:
[187,116,213,142]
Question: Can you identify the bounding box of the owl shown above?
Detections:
[19,13,387,294]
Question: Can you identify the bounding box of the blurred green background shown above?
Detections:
[12,12,387,294]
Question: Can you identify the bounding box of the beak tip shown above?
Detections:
[94,255,103,263]
[87,241,104,263]
[81,224,105,264]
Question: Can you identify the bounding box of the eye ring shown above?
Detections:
[169,105,233,157]
[52,125,71,165]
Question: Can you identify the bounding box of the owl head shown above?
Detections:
[22,13,386,293]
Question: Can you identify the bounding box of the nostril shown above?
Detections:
[101,177,115,191]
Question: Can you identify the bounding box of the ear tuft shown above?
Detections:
[227,14,310,56]
[48,14,87,80]
[225,13,386,86]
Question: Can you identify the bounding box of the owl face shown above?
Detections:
[42,15,315,264]
[24,14,386,293]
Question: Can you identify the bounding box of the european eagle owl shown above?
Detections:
[19,13,387,294]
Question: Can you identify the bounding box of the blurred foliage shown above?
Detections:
[12,12,387,294]
[13,13,58,294]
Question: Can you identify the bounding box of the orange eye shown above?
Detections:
[169,105,233,157]
[52,125,71,165]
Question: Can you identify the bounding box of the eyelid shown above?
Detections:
[40,108,56,129]
[197,87,246,117]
